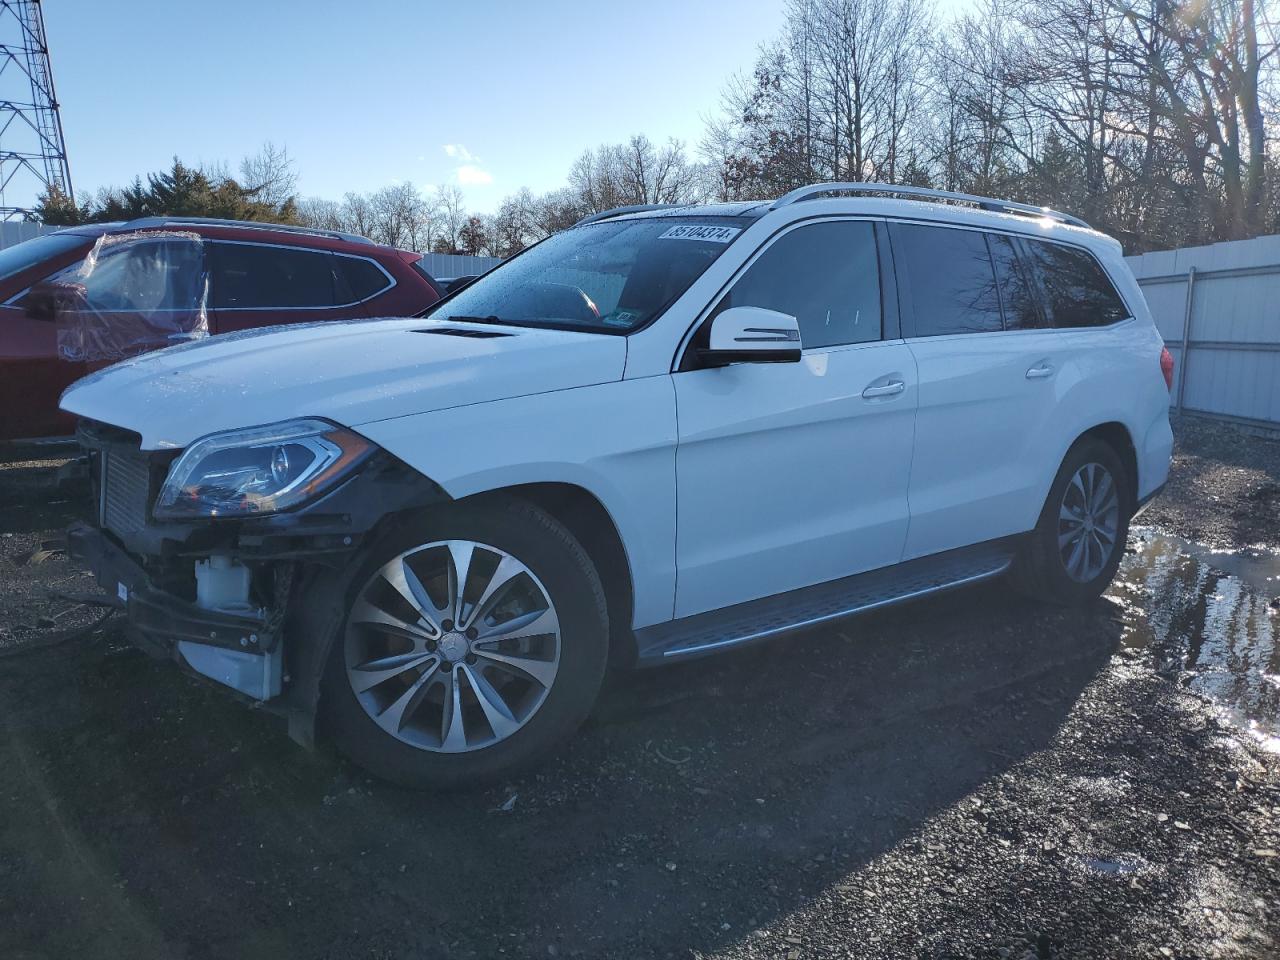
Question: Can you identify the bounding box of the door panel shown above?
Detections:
[0,306,84,439]
[903,330,1067,558]
[890,221,1066,558]
[673,341,917,618]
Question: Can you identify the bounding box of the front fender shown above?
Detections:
[355,377,678,629]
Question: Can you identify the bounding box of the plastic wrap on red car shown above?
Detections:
[52,230,209,362]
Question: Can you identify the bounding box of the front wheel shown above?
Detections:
[320,497,609,789]
[1011,437,1132,604]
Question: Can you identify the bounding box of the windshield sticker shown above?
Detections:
[658,224,741,243]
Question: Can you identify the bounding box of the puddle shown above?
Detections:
[1114,529,1280,751]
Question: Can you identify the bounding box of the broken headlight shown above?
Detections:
[154,419,373,519]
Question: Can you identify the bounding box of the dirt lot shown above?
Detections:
[1,417,1278,960]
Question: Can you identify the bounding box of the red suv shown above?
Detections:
[0,217,442,441]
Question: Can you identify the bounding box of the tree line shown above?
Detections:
[707,0,1278,252]
[36,0,1278,255]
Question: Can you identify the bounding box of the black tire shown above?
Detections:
[1011,436,1132,605]
[320,495,609,789]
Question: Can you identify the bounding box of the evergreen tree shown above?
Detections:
[31,185,90,225]
[36,155,301,226]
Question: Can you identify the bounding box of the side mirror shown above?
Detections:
[23,281,60,321]
[444,275,479,295]
[23,280,85,321]
[697,306,802,366]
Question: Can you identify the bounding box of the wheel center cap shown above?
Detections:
[1084,517,1095,532]
[439,631,468,662]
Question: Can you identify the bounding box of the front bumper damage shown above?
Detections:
[69,521,288,700]
[69,419,449,743]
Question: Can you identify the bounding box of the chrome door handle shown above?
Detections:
[1025,362,1055,379]
[862,380,905,399]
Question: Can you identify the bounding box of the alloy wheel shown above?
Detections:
[344,540,561,752]
[1057,462,1121,583]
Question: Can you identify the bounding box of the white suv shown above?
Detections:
[62,183,1174,787]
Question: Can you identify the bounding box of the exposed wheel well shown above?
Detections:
[1079,422,1138,510]
[471,482,637,667]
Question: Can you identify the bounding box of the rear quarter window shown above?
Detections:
[1023,239,1129,328]
[334,255,392,302]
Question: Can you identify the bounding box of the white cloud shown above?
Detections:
[443,144,492,187]
[456,164,493,186]
[443,143,476,163]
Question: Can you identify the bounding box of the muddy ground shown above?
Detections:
[1,416,1277,960]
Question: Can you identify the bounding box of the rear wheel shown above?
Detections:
[321,497,609,789]
[1011,437,1132,604]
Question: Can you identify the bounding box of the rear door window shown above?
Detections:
[989,234,1044,330]
[1023,239,1129,328]
[714,220,882,349]
[894,224,1002,336]
[209,243,337,309]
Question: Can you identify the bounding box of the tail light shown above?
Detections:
[1160,347,1175,391]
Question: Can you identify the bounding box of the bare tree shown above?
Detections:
[705,0,1276,250]
[368,182,428,249]
[295,196,343,231]
[433,185,467,253]
[338,191,376,240]
[238,142,298,210]
[567,135,707,212]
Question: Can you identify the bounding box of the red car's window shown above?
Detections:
[209,243,338,309]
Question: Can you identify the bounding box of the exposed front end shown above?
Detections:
[69,418,446,740]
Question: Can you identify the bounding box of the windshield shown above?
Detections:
[426,217,745,333]
[0,231,88,284]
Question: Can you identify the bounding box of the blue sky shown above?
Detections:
[40,0,969,214]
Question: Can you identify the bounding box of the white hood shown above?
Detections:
[60,317,628,449]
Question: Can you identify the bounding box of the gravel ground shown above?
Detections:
[1141,414,1280,548]
[0,419,1277,960]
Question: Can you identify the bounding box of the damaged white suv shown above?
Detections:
[63,183,1174,787]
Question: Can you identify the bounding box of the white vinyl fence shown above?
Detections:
[415,252,503,279]
[1127,234,1280,430]
[0,221,54,248]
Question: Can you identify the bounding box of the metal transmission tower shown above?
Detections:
[0,0,71,219]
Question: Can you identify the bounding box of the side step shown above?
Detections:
[634,541,1017,665]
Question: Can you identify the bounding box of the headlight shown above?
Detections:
[154,419,373,519]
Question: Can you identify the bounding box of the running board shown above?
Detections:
[634,541,1016,665]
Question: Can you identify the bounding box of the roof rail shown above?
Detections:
[573,203,686,227]
[118,216,376,246]
[769,182,1089,229]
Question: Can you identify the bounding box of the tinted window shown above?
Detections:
[715,220,881,349]
[989,234,1043,330]
[335,255,391,302]
[896,224,1002,336]
[1024,239,1129,328]
[210,244,336,309]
